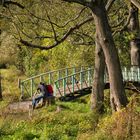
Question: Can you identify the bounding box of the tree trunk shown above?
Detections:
[91,2,128,111]
[129,4,140,67]
[128,4,139,31]
[0,30,2,100]
[130,39,140,66]
[0,71,2,100]
[91,32,105,113]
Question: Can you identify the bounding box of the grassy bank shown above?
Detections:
[0,68,139,140]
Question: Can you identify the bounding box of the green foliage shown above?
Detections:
[0,68,139,140]
[0,91,139,140]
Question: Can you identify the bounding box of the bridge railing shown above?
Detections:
[18,66,91,98]
[122,67,140,82]
[19,66,140,99]
[54,67,94,97]
[103,66,140,83]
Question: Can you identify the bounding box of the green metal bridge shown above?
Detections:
[18,66,140,99]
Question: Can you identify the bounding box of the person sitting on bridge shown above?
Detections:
[32,82,49,109]
[43,84,54,106]
[46,84,53,97]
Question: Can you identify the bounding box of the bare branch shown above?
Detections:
[106,0,116,12]
[131,0,140,10]
[20,0,116,49]
[46,12,58,41]
[62,0,89,7]
[3,1,24,9]
[61,7,87,27]
[112,7,132,35]
[35,36,53,39]
[25,6,87,29]
[20,17,93,50]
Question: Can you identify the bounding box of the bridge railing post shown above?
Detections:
[136,67,138,82]
[20,82,24,99]
[49,72,51,84]
[53,83,57,97]
[40,75,44,82]
[63,78,66,96]
[58,70,61,88]
[73,67,76,84]
[31,78,33,97]
[72,75,75,93]
[131,67,134,81]
[80,68,83,89]
[123,67,126,81]
[65,68,68,84]
[88,68,91,87]
[138,68,140,82]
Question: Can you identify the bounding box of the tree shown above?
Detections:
[0,72,2,100]
[63,0,128,111]
[0,29,2,100]
[1,0,129,111]
[91,0,119,113]
[0,31,2,100]
[128,3,140,67]
[91,33,105,113]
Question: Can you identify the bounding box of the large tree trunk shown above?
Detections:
[129,4,140,67]
[0,71,2,100]
[91,32,105,113]
[0,30,2,100]
[91,2,128,111]
[130,39,140,66]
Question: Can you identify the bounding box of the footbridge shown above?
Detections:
[18,66,140,100]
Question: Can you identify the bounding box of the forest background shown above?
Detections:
[0,0,140,140]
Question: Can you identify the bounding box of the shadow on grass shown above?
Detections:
[59,88,91,102]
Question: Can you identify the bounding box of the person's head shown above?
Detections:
[40,82,47,86]
[40,82,44,85]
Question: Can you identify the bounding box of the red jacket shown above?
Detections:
[47,85,53,95]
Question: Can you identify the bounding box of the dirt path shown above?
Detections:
[7,101,32,112]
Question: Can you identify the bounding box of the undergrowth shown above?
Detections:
[0,94,139,140]
[0,69,139,140]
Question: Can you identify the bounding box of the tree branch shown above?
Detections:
[62,0,89,7]
[60,7,87,28]
[20,17,93,50]
[20,0,116,49]
[112,5,133,35]
[3,1,24,9]
[106,0,116,12]
[131,0,140,10]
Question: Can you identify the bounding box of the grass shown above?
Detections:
[0,95,139,140]
[0,68,140,140]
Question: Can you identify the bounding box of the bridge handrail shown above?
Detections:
[21,66,87,83]
[19,66,140,99]
[19,66,91,98]
[54,67,94,97]
[55,68,93,81]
